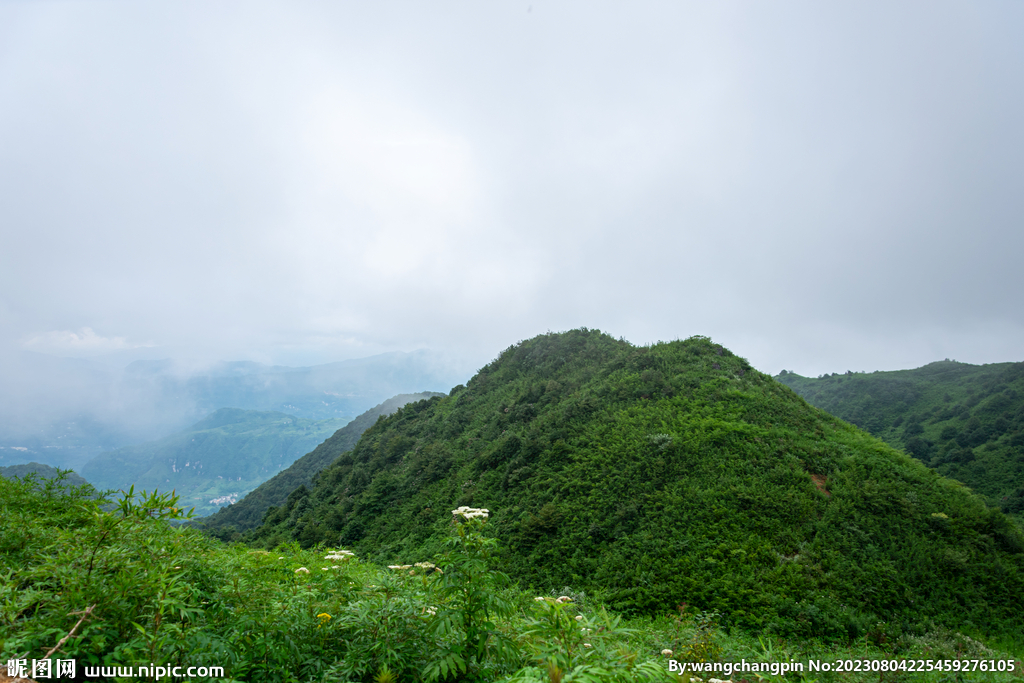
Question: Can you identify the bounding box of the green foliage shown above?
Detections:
[776,360,1024,522]
[425,510,517,681]
[244,330,1024,641]
[677,609,723,664]
[2,469,1021,682]
[1,471,212,672]
[510,597,673,683]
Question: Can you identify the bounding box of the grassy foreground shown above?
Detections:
[1,473,1021,683]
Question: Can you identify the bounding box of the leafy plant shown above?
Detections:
[678,608,722,664]
[424,507,518,681]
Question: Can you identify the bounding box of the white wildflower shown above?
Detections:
[325,550,356,562]
[294,567,309,574]
[451,506,490,520]
[556,596,572,604]
[583,643,592,648]
[661,649,673,656]
[575,615,584,621]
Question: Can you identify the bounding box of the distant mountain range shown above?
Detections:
[776,360,1024,520]
[120,352,462,421]
[80,408,349,517]
[197,392,443,537]
[0,349,468,471]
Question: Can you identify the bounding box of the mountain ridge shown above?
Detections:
[245,329,1024,638]
[775,359,1024,520]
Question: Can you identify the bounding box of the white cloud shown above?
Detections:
[0,1,1021,371]
[21,328,153,356]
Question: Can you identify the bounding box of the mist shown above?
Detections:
[0,348,470,469]
[2,1,1023,460]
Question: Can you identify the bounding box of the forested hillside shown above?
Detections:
[0,461,89,487]
[776,361,1024,520]
[81,408,348,516]
[199,392,444,537]
[247,330,1024,639]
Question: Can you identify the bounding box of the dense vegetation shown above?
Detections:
[246,330,1024,642]
[3,472,1019,683]
[81,409,348,517]
[776,361,1024,522]
[198,393,443,538]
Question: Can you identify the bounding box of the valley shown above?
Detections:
[79,408,350,517]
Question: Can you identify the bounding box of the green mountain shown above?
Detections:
[775,361,1024,520]
[198,392,444,538]
[247,330,1024,639]
[81,408,348,516]
[0,461,90,488]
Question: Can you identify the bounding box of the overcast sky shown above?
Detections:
[2,0,1022,378]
